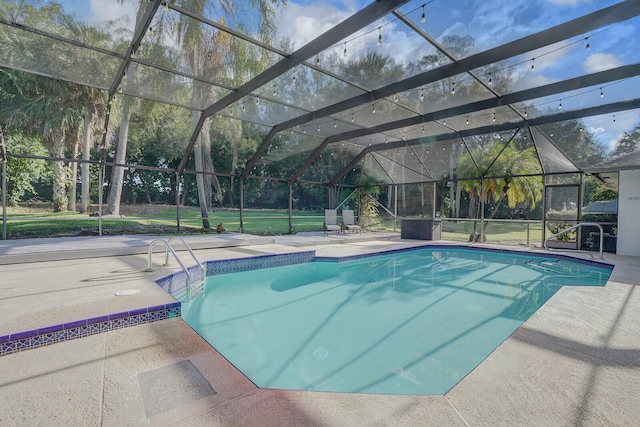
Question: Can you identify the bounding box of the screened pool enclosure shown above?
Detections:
[0,0,638,243]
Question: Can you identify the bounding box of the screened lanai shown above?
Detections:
[1,0,639,243]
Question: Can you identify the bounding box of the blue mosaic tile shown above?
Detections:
[87,315,110,325]
[10,329,38,341]
[129,308,148,316]
[37,324,64,335]
[108,311,129,321]
[64,319,87,330]
[1,302,183,357]
[204,251,315,277]
[148,304,166,313]
[157,253,305,297]
[166,301,181,310]
[55,330,68,342]
[31,335,44,349]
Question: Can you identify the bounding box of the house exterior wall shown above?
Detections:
[617,169,640,256]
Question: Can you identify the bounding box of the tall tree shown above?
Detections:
[612,123,640,157]
[56,16,112,213]
[174,0,283,228]
[1,69,82,211]
[107,2,147,216]
[456,139,543,240]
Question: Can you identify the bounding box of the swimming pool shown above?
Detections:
[180,247,612,395]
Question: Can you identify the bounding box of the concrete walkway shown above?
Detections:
[1,233,639,426]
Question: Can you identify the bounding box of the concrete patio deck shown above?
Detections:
[1,232,639,426]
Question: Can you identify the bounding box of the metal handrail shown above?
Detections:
[544,222,604,260]
[147,238,204,300]
[167,236,205,282]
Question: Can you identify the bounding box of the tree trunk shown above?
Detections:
[468,192,480,239]
[482,192,507,235]
[228,118,239,207]
[81,103,95,213]
[455,181,461,219]
[180,176,187,206]
[193,112,211,230]
[107,96,132,216]
[68,132,80,212]
[52,134,68,212]
[202,137,222,206]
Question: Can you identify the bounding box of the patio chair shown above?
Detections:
[342,209,362,233]
[323,209,342,234]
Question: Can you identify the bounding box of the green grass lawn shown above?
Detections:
[2,204,544,246]
[440,219,544,245]
[3,205,329,238]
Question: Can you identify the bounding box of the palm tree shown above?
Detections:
[22,78,82,211]
[53,14,113,212]
[0,2,86,211]
[457,139,543,240]
[106,2,147,216]
[173,0,283,228]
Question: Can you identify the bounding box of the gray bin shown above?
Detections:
[401,218,441,240]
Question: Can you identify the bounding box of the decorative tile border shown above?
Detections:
[314,244,614,270]
[156,251,316,297]
[207,251,316,275]
[0,302,181,357]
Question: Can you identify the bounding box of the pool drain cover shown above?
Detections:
[138,359,216,417]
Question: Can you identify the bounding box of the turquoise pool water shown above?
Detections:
[181,248,611,395]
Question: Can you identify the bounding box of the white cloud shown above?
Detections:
[582,110,640,153]
[275,2,436,70]
[443,0,537,52]
[276,2,354,50]
[583,53,623,73]
[511,70,557,92]
[606,137,620,152]
[87,0,137,28]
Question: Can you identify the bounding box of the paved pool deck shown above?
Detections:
[1,232,639,426]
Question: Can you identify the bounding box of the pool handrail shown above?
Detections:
[147,238,204,300]
[544,222,604,260]
[167,236,205,282]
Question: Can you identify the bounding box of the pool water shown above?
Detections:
[181,248,611,395]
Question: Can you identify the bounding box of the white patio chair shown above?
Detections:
[323,209,342,234]
[342,209,362,233]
